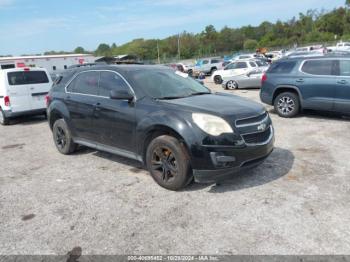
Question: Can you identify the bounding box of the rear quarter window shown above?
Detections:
[268,61,297,74]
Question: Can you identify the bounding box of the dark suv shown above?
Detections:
[260,56,350,117]
[47,65,274,190]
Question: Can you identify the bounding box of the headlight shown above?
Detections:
[192,113,234,136]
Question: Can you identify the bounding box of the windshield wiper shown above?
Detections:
[190,92,211,96]
[157,96,188,100]
[157,92,210,100]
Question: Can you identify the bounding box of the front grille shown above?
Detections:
[236,112,268,126]
[242,127,271,144]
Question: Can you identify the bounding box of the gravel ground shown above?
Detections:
[0,78,350,255]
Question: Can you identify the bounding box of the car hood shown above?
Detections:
[161,93,265,120]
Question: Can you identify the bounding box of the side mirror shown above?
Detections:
[110,90,134,101]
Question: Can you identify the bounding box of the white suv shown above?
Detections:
[0,67,52,125]
[212,60,267,84]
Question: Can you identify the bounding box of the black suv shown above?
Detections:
[260,56,350,117]
[47,65,274,190]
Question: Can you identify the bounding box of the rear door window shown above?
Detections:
[268,61,296,74]
[301,60,336,76]
[67,71,99,95]
[236,62,248,69]
[8,71,49,85]
[98,72,130,97]
[339,60,350,76]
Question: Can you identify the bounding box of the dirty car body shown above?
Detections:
[47,65,274,189]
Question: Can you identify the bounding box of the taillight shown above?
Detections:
[45,94,51,107]
[4,96,10,107]
[261,73,267,84]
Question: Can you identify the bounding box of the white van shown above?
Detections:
[0,67,52,125]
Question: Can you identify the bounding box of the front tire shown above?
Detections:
[226,80,238,90]
[274,92,300,118]
[0,109,9,125]
[52,119,77,154]
[146,135,192,191]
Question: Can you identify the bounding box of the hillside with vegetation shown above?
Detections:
[54,1,350,61]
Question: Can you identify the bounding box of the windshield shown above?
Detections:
[129,69,210,99]
[195,60,202,66]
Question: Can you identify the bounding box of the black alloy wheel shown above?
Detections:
[146,135,192,191]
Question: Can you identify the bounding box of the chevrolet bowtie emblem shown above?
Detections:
[257,123,267,131]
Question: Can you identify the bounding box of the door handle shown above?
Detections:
[296,79,304,83]
[337,80,348,85]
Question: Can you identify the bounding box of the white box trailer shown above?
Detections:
[0,54,96,74]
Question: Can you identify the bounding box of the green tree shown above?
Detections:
[74,46,86,54]
[244,39,258,50]
[95,43,111,56]
[32,1,350,62]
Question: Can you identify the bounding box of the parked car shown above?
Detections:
[295,45,324,52]
[286,50,325,58]
[231,54,257,61]
[265,51,283,62]
[0,67,52,125]
[222,68,264,90]
[192,58,224,77]
[47,65,274,190]
[260,56,350,118]
[212,60,269,84]
[176,63,194,74]
[327,42,350,52]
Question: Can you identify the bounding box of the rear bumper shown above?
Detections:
[3,108,46,118]
[260,89,273,105]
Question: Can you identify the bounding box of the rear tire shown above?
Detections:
[274,92,300,118]
[146,135,192,191]
[0,109,9,125]
[52,119,77,154]
[214,75,222,84]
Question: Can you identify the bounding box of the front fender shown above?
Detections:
[135,110,199,159]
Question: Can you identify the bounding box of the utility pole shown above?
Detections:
[177,33,181,61]
[157,40,160,64]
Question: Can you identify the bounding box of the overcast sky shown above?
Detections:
[0,0,345,55]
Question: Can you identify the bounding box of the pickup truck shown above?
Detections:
[191,58,224,77]
[327,42,350,52]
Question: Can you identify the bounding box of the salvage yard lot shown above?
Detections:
[0,78,350,255]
